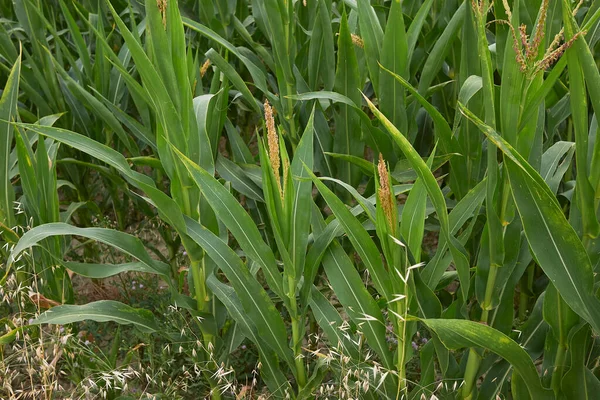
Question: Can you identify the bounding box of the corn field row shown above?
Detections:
[1,0,600,399]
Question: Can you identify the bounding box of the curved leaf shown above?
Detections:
[8,223,170,277]
[31,300,159,333]
[422,318,552,400]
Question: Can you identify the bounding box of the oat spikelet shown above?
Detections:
[377,154,394,229]
[264,99,283,197]
[200,59,211,77]
[157,0,167,29]
[351,34,364,48]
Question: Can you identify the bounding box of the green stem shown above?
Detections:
[395,300,407,399]
[551,344,567,394]
[288,275,306,388]
[285,82,297,148]
[480,264,499,322]
[462,348,482,400]
[519,263,535,320]
[518,283,529,321]
[191,258,207,312]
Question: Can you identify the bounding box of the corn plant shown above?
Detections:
[4,0,600,399]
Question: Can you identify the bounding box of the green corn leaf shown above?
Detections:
[540,141,575,194]
[185,217,295,370]
[64,262,165,279]
[288,91,357,107]
[400,151,435,262]
[174,146,285,299]
[379,0,408,133]
[31,300,159,333]
[323,152,374,176]
[406,0,435,64]
[289,109,315,281]
[417,2,465,95]
[560,324,600,399]
[12,123,187,234]
[318,177,376,222]
[321,242,394,369]
[205,49,261,114]
[333,12,362,187]
[58,0,92,77]
[308,0,335,91]
[421,318,552,400]
[7,223,170,277]
[308,168,393,302]
[461,104,600,333]
[379,64,468,198]
[308,286,360,360]
[216,155,264,202]
[207,275,293,397]
[192,94,216,174]
[357,0,383,91]
[562,0,600,240]
[0,55,20,230]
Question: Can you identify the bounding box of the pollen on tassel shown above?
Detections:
[527,0,549,61]
[200,59,211,78]
[264,99,283,198]
[351,34,364,48]
[157,0,167,28]
[377,154,394,229]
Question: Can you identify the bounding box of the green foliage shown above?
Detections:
[2,0,600,399]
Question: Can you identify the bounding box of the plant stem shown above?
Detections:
[462,348,482,400]
[288,275,306,388]
[285,82,297,148]
[551,344,567,394]
[519,263,535,320]
[395,300,407,399]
